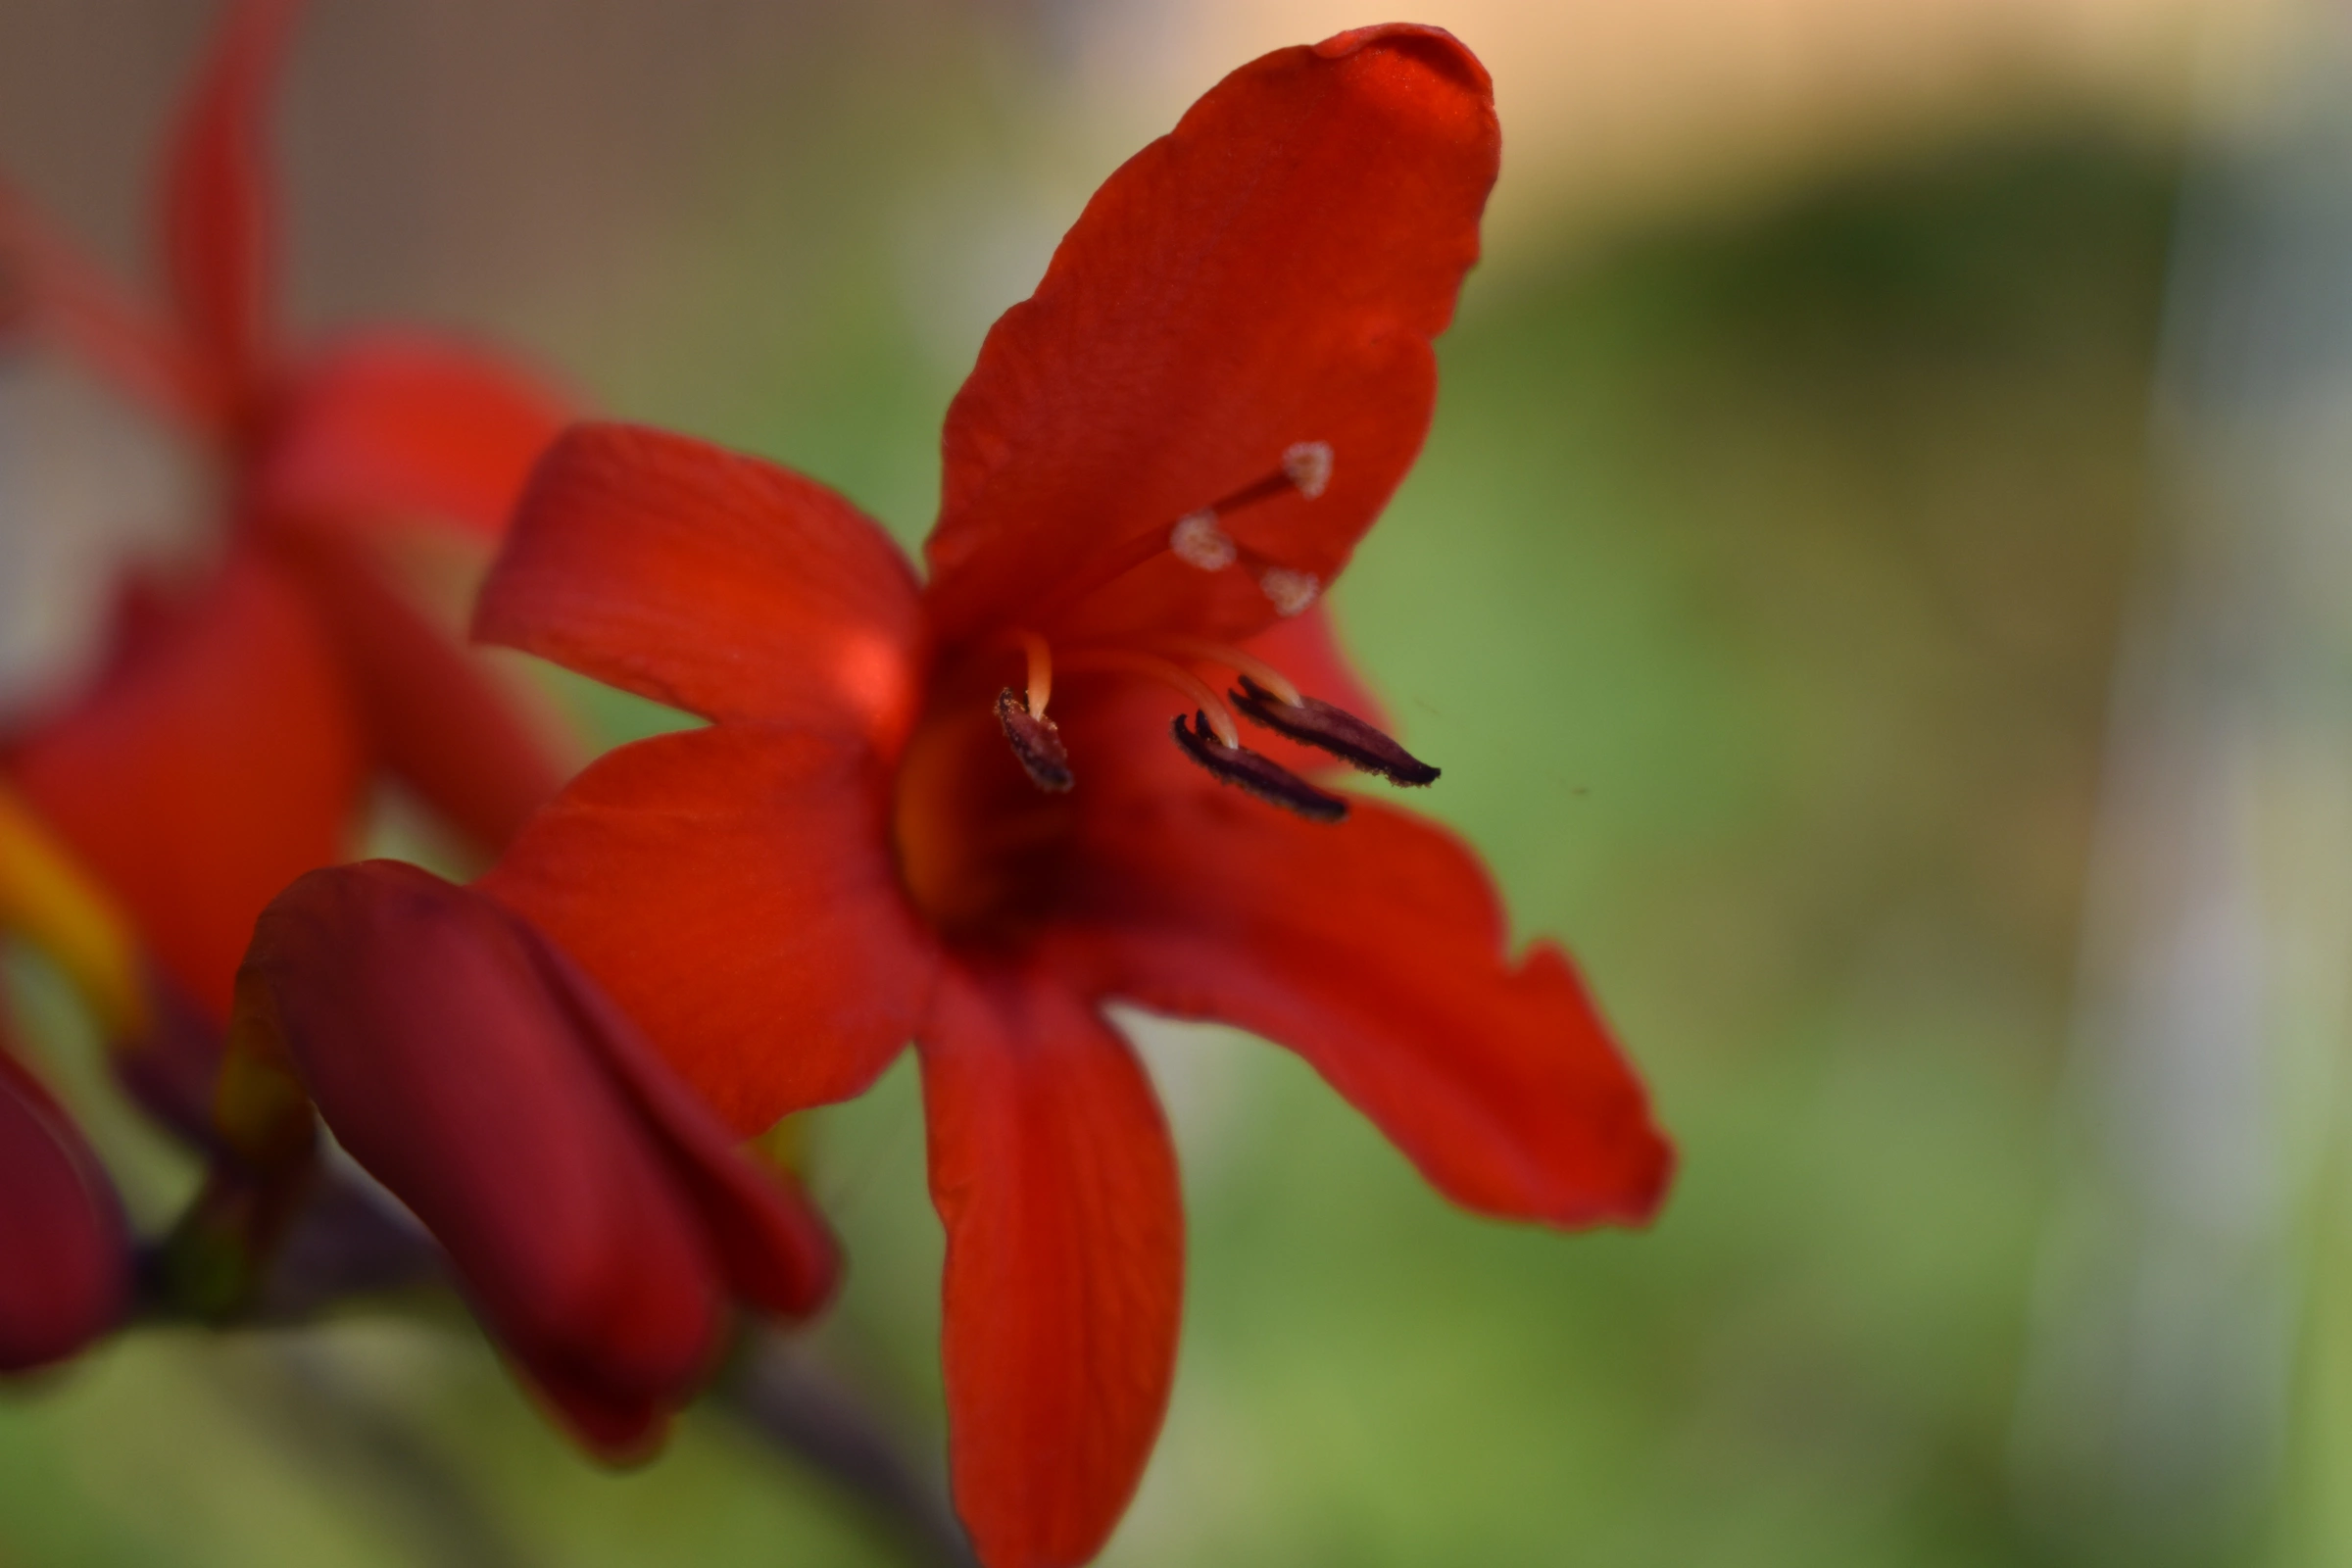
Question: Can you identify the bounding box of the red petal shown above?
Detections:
[0,177,208,424]
[1240,603,1384,731]
[477,423,926,753]
[516,921,841,1321]
[923,25,1496,651]
[8,550,365,1021]
[522,1372,670,1467]
[0,1046,128,1372]
[270,526,566,856]
[479,724,939,1133]
[238,861,725,1445]
[1056,793,1673,1227]
[920,963,1182,1568]
[262,330,572,537]
[159,0,303,410]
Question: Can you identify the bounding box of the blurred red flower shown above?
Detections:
[471,25,1672,1566]
[227,859,838,1457]
[0,0,572,1025]
[0,1044,128,1375]
[0,787,137,1372]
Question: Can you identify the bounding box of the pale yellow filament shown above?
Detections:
[1142,636,1304,708]
[1058,649,1243,748]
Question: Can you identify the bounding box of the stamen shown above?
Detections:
[1202,440,1336,514]
[1014,628,1054,717]
[1169,511,1237,571]
[1258,567,1320,617]
[996,688,1073,792]
[1059,649,1242,747]
[1013,442,1341,625]
[1282,441,1333,499]
[1171,713,1348,823]
[1143,636,1304,708]
[1230,675,1441,786]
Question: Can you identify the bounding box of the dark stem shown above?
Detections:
[717,1333,980,1568]
[142,1169,971,1567]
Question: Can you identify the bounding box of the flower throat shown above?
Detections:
[988,443,1440,824]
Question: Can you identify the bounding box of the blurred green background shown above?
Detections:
[0,0,2288,1563]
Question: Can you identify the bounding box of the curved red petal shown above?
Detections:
[477,423,925,752]
[517,921,841,1320]
[7,550,365,1021]
[0,177,208,424]
[923,25,1496,651]
[521,1369,671,1467]
[270,527,567,856]
[920,963,1183,1568]
[238,861,725,1436]
[479,724,939,1133]
[159,0,303,408]
[0,1046,128,1373]
[1056,793,1673,1227]
[262,330,572,537]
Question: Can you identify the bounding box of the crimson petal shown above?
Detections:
[0,1046,128,1373]
[8,549,365,1022]
[920,963,1183,1568]
[1057,792,1673,1227]
[238,861,827,1458]
[480,724,940,1133]
[271,526,566,857]
[0,177,206,423]
[477,423,926,753]
[516,922,840,1320]
[159,0,304,413]
[263,329,572,538]
[924,25,1497,651]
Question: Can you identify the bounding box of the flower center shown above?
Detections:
[891,442,1439,941]
[986,629,1437,826]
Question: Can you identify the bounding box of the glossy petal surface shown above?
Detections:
[924,25,1496,650]
[920,963,1182,1568]
[478,423,925,752]
[159,0,302,410]
[0,1047,127,1373]
[1057,790,1673,1226]
[482,724,940,1132]
[238,861,725,1452]
[9,551,364,1021]
[273,527,564,856]
[264,329,571,536]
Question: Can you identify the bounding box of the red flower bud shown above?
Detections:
[232,860,838,1458]
[0,1046,129,1373]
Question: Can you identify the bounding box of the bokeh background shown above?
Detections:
[6,0,2351,1563]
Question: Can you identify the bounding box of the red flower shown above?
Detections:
[0,1044,128,1374]
[0,0,572,1022]
[227,859,838,1457]
[475,26,1672,1566]
[0,788,135,1372]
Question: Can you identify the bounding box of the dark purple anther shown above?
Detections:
[1229,676,1439,787]
[1170,712,1348,823]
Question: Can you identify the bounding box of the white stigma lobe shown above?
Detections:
[1170,510,1238,571]
[1258,567,1320,616]
[1282,441,1333,499]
